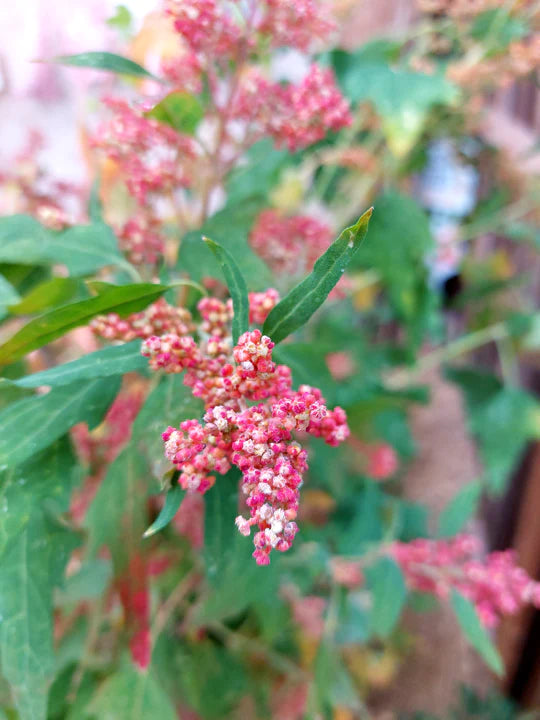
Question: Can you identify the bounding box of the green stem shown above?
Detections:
[388,321,509,387]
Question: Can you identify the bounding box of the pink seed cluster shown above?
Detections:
[141,295,349,565]
[90,298,195,342]
[391,535,540,628]
[231,65,352,153]
[92,98,195,205]
[117,214,166,266]
[250,209,333,276]
[270,65,353,152]
[165,0,334,60]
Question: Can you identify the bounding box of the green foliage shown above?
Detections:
[263,208,372,343]
[0,216,128,277]
[353,192,435,347]
[450,590,504,676]
[203,237,249,344]
[0,440,80,720]
[84,663,177,720]
[365,557,408,638]
[10,341,146,388]
[447,367,540,494]
[146,92,204,134]
[7,278,82,315]
[51,52,160,81]
[178,198,273,291]
[143,485,185,538]
[0,283,168,364]
[437,481,483,537]
[0,377,119,467]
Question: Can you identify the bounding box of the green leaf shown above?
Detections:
[225,138,289,204]
[12,341,146,388]
[437,481,483,537]
[84,664,177,720]
[203,236,249,344]
[0,275,20,318]
[0,377,120,468]
[0,439,80,720]
[273,343,335,401]
[0,283,168,364]
[143,485,185,538]
[203,469,241,583]
[0,216,127,277]
[86,448,149,566]
[366,557,407,637]
[450,590,504,675]
[262,208,372,344]
[145,91,204,134]
[58,559,112,605]
[107,4,132,30]
[51,52,160,81]
[446,367,540,494]
[177,197,273,291]
[314,641,361,711]
[87,377,202,562]
[8,277,81,315]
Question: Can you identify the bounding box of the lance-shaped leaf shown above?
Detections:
[0,439,80,720]
[366,556,407,638]
[0,376,120,468]
[0,282,168,364]
[50,51,160,81]
[263,208,373,344]
[203,236,249,344]
[450,590,504,675]
[143,484,185,538]
[8,277,82,315]
[146,92,204,134]
[11,341,146,388]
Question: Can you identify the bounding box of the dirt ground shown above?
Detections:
[369,369,492,717]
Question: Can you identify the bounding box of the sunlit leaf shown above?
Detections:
[0,283,168,364]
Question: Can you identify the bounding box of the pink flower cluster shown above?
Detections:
[90,298,194,342]
[140,294,349,565]
[232,65,352,153]
[117,214,166,266]
[391,535,540,627]
[250,209,333,276]
[92,97,195,205]
[270,65,352,152]
[165,0,334,61]
[261,0,335,51]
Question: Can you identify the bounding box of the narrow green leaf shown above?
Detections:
[203,236,249,344]
[437,481,483,537]
[146,91,204,134]
[143,484,185,538]
[366,556,407,637]
[450,590,504,675]
[0,377,120,467]
[0,439,80,720]
[0,282,168,364]
[263,208,373,343]
[11,341,146,388]
[50,52,161,81]
[8,277,81,315]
